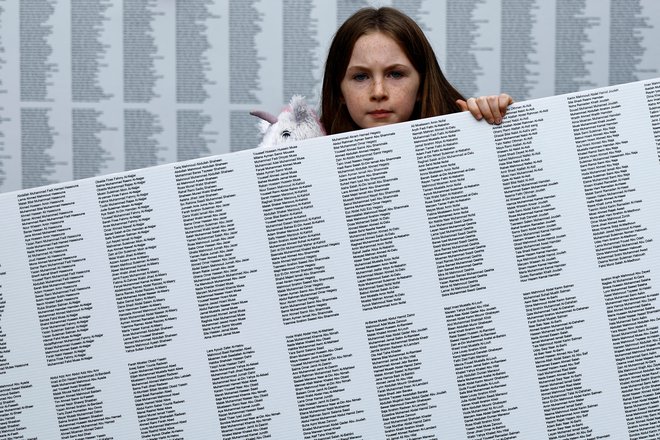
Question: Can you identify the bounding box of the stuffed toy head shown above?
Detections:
[251,95,325,147]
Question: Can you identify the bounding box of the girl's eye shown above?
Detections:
[353,73,368,81]
[389,71,404,79]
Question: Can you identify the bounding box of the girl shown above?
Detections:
[319,7,512,135]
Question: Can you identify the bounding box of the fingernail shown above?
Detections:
[495,118,502,124]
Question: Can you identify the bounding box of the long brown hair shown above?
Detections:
[319,7,465,135]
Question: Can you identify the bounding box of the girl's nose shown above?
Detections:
[370,79,387,101]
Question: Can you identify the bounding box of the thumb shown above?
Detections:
[455,99,468,112]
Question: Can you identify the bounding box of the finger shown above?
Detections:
[476,96,496,123]
[489,95,504,124]
[455,99,469,112]
[466,97,483,121]
[499,93,513,117]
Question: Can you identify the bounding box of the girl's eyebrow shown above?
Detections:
[346,63,410,71]
[345,64,370,71]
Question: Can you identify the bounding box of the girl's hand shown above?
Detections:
[456,93,513,124]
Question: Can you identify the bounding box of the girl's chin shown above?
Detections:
[362,117,397,128]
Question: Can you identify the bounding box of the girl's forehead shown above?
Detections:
[348,32,411,66]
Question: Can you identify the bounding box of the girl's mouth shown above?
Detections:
[369,110,392,118]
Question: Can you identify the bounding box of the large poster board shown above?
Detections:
[1,78,659,438]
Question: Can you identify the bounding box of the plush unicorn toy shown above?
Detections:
[250,95,325,147]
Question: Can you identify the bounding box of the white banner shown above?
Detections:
[1,78,659,438]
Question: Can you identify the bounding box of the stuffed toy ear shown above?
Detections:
[290,95,311,125]
[290,95,326,136]
[257,119,270,134]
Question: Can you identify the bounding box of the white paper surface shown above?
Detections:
[1,78,659,439]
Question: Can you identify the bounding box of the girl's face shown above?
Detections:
[340,31,420,129]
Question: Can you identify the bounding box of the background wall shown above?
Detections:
[0,0,658,192]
